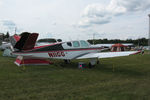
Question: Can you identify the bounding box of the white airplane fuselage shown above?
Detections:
[13,40,104,60]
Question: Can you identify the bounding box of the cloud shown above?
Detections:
[78,0,150,28]
[78,4,111,27]
[0,20,21,34]
[2,20,16,27]
[0,0,2,5]
[52,22,57,26]
[108,0,150,13]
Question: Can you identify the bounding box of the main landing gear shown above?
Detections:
[64,59,71,64]
[64,59,100,69]
[88,58,99,68]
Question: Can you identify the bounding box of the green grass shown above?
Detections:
[0,51,150,100]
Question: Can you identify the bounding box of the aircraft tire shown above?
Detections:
[89,62,95,68]
[64,59,70,64]
[97,60,99,64]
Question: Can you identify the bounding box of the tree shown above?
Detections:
[5,32,10,38]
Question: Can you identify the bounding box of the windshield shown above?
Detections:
[80,40,89,47]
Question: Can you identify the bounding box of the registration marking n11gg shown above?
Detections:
[48,51,65,57]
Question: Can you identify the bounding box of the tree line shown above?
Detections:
[88,38,148,46]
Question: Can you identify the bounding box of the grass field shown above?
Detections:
[0,51,150,100]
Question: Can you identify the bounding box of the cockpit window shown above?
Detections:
[67,42,72,47]
[80,40,89,47]
[73,41,80,47]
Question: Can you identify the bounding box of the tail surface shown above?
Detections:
[22,33,39,50]
[12,32,39,51]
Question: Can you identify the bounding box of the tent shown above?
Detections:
[111,43,127,52]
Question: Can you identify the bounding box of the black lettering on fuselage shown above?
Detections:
[48,51,65,57]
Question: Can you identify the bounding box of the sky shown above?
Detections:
[0,0,150,41]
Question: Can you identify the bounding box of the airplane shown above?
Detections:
[11,32,141,67]
[0,34,20,51]
[0,41,12,50]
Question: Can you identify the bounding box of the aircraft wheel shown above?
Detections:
[64,59,70,64]
[97,60,100,64]
[89,62,95,68]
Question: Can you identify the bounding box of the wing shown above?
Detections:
[77,51,140,59]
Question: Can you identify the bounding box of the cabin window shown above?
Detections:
[67,42,72,47]
[80,40,89,47]
[73,41,80,47]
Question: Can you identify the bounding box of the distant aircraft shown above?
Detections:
[0,34,20,51]
[11,32,140,67]
[0,42,12,50]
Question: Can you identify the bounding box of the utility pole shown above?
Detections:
[93,33,95,45]
[148,14,150,53]
[15,27,17,34]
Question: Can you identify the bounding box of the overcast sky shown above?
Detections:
[0,0,150,41]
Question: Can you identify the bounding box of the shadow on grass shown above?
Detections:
[14,57,145,79]
[17,60,78,73]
